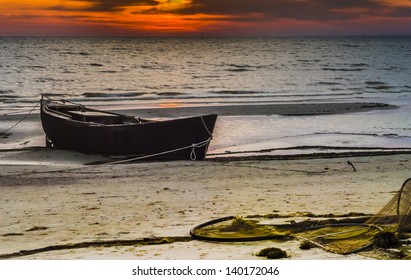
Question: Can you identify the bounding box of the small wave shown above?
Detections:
[368,85,393,90]
[99,70,118,73]
[315,132,410,139]
[365,81,386,86]
[156,92,185,96]
[365,81,392,90]
[0,90,15,94]
[343,44,360,48]
[351,63,369,67]
[35,77,60,83]
[226,68,252,72]
[61,51,92,56]
[90,63,103,67]
[111,47,128,51]
[297,59,321,63]
[312,81,342,86]
[212,90,261,95]
[42,93,65,97]
[0,95,19,102]
[82,92,145,98]
[226,63,253,68]
[224,63,257,72]
[140,63,171,70]
[192,75,220,79]
[22,65,46,69]
[379,66,403,72]
[322,67,365,72]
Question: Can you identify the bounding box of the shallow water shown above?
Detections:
[1,37,410,153]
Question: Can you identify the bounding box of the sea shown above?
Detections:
[0,36,410,156]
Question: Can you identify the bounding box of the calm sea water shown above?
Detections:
[1,37,410,154]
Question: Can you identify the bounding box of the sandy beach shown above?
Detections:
[0,153,410,260]
[0,102,410,260]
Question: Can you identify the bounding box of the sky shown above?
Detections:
[1,0,411,36]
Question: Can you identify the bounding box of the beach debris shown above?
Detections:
[25,226,48,232]
[372,231,401,249]
[2,232,24,237]
[81,192,96,195]
[257,247,288,259]
[0,236,193,260]
[347,160,357,172]
[299,240,315,250]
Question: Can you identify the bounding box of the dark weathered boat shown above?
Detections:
[40,96,217,160]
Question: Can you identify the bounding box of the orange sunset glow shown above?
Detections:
[1,0,411,36]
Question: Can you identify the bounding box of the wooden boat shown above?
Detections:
[40,96,217,160]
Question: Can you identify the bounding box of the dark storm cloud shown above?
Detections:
[49,0,411,20]
[47,0,411,21]
[50,0,160,12]
[152,0,407,21]
[85,0,160,11]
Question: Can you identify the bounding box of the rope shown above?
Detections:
[200,115,213,137]
[104,138,212,165]
[0,101,40,135]
[189,115,214,160]
[103,115,214,164]
[0,108,36,116]
[190,138,211,161]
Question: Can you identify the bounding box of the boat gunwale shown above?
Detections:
[41,101,217,128]
[41,98,152,127]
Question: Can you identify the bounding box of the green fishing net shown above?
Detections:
[366,178,411,232]
[191,178,411,256]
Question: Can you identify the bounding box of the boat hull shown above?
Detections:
[40,101,217,160]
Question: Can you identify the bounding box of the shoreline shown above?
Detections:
[114,102,398,118]
[1,146,411,166]
[0,102,399,121]
[1,101,405,154]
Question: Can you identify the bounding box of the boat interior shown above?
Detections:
[44,103,149,125]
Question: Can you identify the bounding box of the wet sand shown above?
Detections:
[114,102,398,117]
[0,101,400,151]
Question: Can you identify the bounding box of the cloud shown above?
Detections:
[6,0,410,36]
[88,0,159,11]
[48,0,411,20]
[152,0,409,21]
[50,0,160,12]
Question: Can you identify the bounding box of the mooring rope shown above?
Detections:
[102,115,214,164]
[200,115,213,137]
[103,138,212,165]
[0,101,40,135]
